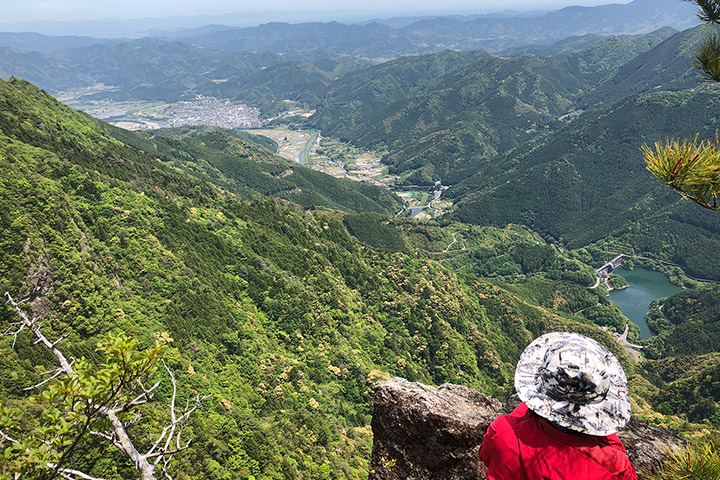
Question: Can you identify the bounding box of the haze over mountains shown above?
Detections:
[0,0,698,54]
[0,0,683,36]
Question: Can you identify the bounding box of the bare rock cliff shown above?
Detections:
[369,378,685,480]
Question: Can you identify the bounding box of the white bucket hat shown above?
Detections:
[515,332,631,436]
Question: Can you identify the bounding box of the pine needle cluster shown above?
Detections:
[688,0,720,24]
[643,135,720,211]
[695,33,720,82]
[686,0,720,81]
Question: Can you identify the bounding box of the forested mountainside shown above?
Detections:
[310,27,677,184]
[447,86,720,280]
[637,284,720,425]
[104,125,402,215]
[646,286,720,357]
[0,47,83,93]
[1,77,659,479]
[578,24,720,109]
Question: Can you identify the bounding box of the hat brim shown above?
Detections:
[515,332,631,436]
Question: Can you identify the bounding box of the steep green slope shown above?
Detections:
[0,77,637,479]
[547,27,678,86]
[641,354,720,424]
[578,24,719,109]
[0,46,87,92]
[5,84,401,217]
[106,125,402,215]
[646,286,720,356]
[636,286,720,425]
[449,87,720,280]
[343,216,632,334]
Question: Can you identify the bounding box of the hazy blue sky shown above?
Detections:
[3,0,633,23]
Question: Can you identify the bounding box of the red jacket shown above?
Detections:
[480,403,638,480]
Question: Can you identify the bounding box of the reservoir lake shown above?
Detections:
[609,267,682,339]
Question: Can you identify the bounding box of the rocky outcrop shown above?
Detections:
[369,378,685,480]
[619,416,686,477]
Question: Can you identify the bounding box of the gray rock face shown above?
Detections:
[369,378,500,480]
[369,378,685,480]
[618,416,686,477]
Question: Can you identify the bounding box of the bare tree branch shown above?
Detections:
[23,366,66,391]
[51,333,71,347]
[145,447,190,460]
[3,320,26,348]
[144,361,209,473]
[0,427,19,444]
[4,291,206,480]
[89,430,114,442]
[49,464,108,480]
[5,292,74,374]
[123,411,142,428]
[110,380,160,414]
[90,430,124,451]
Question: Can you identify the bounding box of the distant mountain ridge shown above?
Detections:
[0,0,701,109]
[178,0,696,56]
[0,0,687,39]
[0,32,109,54]
[0,0,698,58]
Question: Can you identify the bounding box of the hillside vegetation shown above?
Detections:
[448,87,720,280]
[309,27,681,184]
[0,77,646,479]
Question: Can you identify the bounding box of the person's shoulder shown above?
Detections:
[486,405,529,438]
[604,433,629,453]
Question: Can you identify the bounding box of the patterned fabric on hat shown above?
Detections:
[515,332,631,436]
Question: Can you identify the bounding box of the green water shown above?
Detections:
[609,267,682,339]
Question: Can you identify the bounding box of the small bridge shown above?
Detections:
[590,252,720,290]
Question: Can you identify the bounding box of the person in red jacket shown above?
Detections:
[480,332,638,480]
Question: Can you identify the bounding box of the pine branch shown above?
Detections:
[694,33,720,82]
[687,0,720,24]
